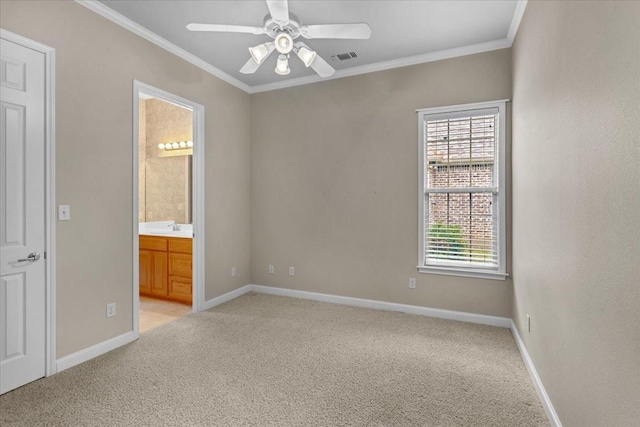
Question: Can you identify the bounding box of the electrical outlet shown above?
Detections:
[231,267,237,277]
[527,314,531,332]
[106,303,116,318]
[409,278,416,289]
[268,264,274,274]
[289,266,295,276]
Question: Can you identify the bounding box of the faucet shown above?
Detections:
[172,223,181,231]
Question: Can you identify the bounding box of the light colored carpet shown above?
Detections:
[1,292,548,426]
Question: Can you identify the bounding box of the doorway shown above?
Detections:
[133,82,205,336]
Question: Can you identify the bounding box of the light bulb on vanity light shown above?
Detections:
[187,141,193,147]
[158,143,166,149]
[179,141,187,148]
[172,142,179,149]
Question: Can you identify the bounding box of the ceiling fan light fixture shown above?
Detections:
[274,33,293,54]
[275,54,291,75]
[295,46,317,67]
[249,42,274,64]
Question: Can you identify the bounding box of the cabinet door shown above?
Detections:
[139,250,152,295]
[169,253,192,279]
[168,276,192,303]
[150,251,168,297]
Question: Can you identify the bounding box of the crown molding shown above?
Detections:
[77,0,526,94]
[249,38,511,93]
[508,0,528,45]
[74,0,251,93]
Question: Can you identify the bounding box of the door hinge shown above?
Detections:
[44,251,47,260]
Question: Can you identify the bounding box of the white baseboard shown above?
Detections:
[202,284,253,311]
[56,331,137,373]
[510,321,562,427]
[249,284,511,328]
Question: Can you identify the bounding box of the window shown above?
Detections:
[418,100,507,280]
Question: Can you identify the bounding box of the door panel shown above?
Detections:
[0,38,47,394]
[2,273,26,359]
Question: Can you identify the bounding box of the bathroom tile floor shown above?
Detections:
[139,296,192,333]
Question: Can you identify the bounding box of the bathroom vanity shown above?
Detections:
[139,222,193,304]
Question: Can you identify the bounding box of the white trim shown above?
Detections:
[202,285,253,311]
[250,38,511,93]
[415,99,510,114]
[55,332,137,373]
[74,0,250,93]
[132,86,140,338]
[249,285,511,328]
[0,29,57,377]
[417,100,508,280]
[132,81,206,333]
[417,266,507,281]
[511,321,563,427]
[508,1,529,45]
[191,104,206,312]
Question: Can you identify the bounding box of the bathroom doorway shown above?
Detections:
[133,81,205,336]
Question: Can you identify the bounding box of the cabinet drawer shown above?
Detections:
[169,253,192,278]
[140,235,168,251]
[168,276,192,303]
[169,237,192,254]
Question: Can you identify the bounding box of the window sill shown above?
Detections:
[417,266,508,281]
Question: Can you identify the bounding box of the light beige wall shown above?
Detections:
[512,1,640,425]
[1,0,251,358]
[143,98,193,223]
[250,49,513,317]
[144,156,189,223]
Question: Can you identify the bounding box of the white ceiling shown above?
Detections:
[90,0,525,92]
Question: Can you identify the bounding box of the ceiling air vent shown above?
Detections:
[330,52,358,61]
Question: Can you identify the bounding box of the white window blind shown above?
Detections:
[418,101,507,280]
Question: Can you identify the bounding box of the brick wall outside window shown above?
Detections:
[427,164,494,253]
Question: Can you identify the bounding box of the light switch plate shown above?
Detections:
[58,205,70,221]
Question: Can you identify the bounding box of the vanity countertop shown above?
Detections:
[139,221,193,239]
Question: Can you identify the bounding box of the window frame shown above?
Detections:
[417,100,508,280]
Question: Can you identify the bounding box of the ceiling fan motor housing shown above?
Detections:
[264,13,302,40]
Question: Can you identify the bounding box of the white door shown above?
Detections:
[0,38,47,394]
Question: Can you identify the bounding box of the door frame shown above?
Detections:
[132,81,205,336]
[0,29,57,376]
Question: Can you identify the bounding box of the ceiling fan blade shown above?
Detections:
[300,23,372,40]
[186,23,265,35]
[240,58,262,74]
[310,54,335,78]
[266,0,289,24]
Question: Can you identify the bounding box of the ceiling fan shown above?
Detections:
[186,0,372,78]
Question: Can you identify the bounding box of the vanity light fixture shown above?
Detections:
[158,141,194,151]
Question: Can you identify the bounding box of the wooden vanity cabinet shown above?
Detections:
[139,235,191,304]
